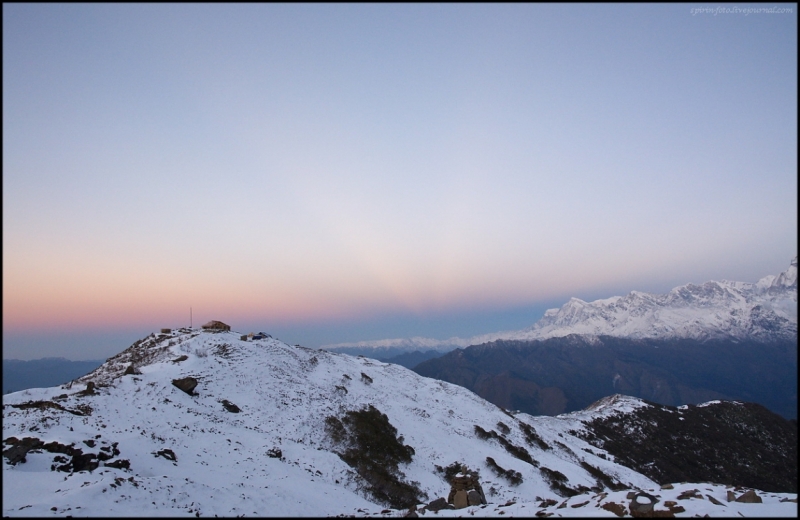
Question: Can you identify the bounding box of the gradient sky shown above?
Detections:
[4,4,797,360]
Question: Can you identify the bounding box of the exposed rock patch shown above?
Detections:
[423,497,453,512]
[9,400,88,416]
[171,377,198,395]
[3,436,126,473]
[123,365,142,375]
[600,501,626,517]
[78,381,96,395]
[104,459,131,470]
[676,489,701,500]
[154,448,177,462]
[221,399,240,413]
[3,437,43,464]
[735,489,762,503]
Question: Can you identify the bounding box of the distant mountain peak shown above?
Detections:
[771,255,798,289]
[517,257,797,343]
[580,394,652,415]
[323,257,797,356]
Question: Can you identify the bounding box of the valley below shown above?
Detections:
[413,336,798,419]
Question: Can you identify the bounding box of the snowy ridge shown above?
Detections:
[320,336,475,354]
[319,331,518,357]
[4,329,795,517]
[576,394,652,418]
[323,257,797,354]
[515,256,797,342]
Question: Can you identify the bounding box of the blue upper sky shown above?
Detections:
[3,4,797,359]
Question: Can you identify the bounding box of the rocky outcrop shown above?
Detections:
[221,399,240,413]
[423,497,453,512]
[105,458,131,470]
[171,377,198,395]
[2,436,126,473]
[676,489,701,500]
[8,400,89,416]
[577,400,798,493]
[2,436,43,464]
[77,381,97,396]
[735,489,762,503]
[600,502,626,516]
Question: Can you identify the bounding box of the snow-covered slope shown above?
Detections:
[513,257,797,342]
[3,329,796,517]
[323,257,798,355]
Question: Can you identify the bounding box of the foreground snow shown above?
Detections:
[3,329,797,517]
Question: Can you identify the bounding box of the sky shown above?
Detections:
[3,4,797,360]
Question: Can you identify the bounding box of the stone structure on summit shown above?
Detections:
[447,466,486,509]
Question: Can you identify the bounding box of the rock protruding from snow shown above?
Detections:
[171,377,198,395]
[736,490,763,503]
[423,497,452,512]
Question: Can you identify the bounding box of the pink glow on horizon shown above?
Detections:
[3,263,532,333]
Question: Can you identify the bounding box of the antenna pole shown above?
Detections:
[190,306,192,329]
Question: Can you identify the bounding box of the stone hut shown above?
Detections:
[201,320,231,331]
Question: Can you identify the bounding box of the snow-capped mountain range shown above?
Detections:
[323,257,797,356]
[3,329,796,517]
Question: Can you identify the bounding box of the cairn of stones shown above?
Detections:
[447,465,487,509]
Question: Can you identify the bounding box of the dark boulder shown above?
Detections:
[79,381,97,395]
[735,489,762,503]
[221,400,240,413]
[424,498,453,512]
[171,377,198,395]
